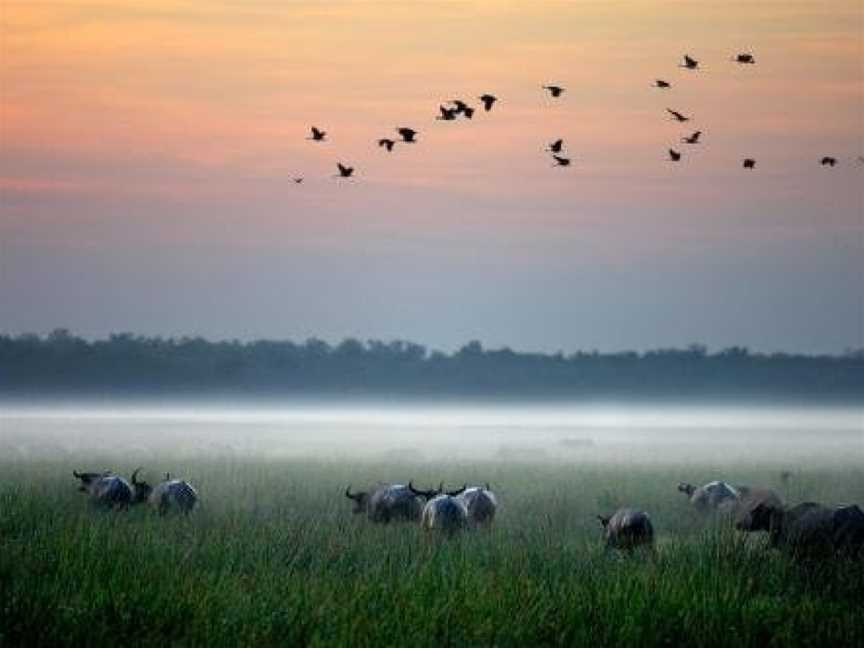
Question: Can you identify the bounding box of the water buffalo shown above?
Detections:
[598,508,655,552]
[677,480,740,514]
[410,482,468,535]
[455,483,498,527]
[73,468,149,510]
[344,483,424,523]
[148,473,199,515]
[732,486,784,529]
[736,499,864,558]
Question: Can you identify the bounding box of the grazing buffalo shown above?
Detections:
[148,473,199,515]
[598,508,655,552]
[410,482,468,535]
[736,500,864,557]
[73,468,149,510]
[455,484,498,527]
[677,480,740,514]
[732,486,784,529]
[344,483,424,523]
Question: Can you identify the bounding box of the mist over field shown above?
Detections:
[3,401,861,465]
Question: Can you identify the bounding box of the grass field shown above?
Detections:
[1,407,863,646]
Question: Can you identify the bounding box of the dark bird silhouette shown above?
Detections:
[451,100,469,113]
[437,105,457,121]
[462,106,475,119]
[820,156,837,167]
[397,127,418,142]
[552,155,571,167]
[743,158,756,169]
[479,94,497,111]
[547,139,564,153]
[734,53,756,64]
[682,131,702,144]
[292,177,304,184]
[667,108,690,122]
[336,163,354,178]
[544,85,565,98]
[680,54,699,70]
[668,149,682,162]
[307,126,326,141]
[378,138,396,152]
[653,79,671,88]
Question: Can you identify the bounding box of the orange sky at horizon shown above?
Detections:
[0,1,862,352]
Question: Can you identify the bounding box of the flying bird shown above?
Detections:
[396,127,418,142]
[682,131,702,144]
[820,156,837,167]
[653,79,671,88]
[292,177,304,184]
[680,54,699,70]
[307,126,326,141]
[479,94,497,111]
[544,85,565,98]
[547,139,564,154]
[743,158,756,169]
[378,138,396,152]
[462,106,475,119]
[552,155,571,167]
[336,163,354,178]
[667,108,690,122]
[734,53,756,64]
[668,149,682,162]
[437,105,457,121]
[450,100,469,113]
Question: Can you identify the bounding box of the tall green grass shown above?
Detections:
[2,458,863,647]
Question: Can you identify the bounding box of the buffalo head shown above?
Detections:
[445,484,467,497]
[677,482,696,497]
[408,481,443,500]
[344,486,369,514]
[130,468,152,504]
[73,469,108,492]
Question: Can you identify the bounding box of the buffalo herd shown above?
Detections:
[72,468,864,558]
[73,469,198,515]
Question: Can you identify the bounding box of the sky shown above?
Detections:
[1,0,862,354]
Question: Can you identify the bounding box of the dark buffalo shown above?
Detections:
[345,483,424,523]
[73,468,149,510]
[737,499,864,558]
[598,508,654,552]
[732,486,784,529]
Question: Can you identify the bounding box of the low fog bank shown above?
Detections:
[2,401,861,467]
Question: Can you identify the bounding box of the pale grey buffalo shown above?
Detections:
[677,480,740,514]
[598,508,655,552]
[344,483,424,523]
[736,499,864,557]
[409,482,468,535]
[73,468,149,510]
[455,484,498,527]
[147,473,199,515]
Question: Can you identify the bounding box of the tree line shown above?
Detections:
[1,329,862,400]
